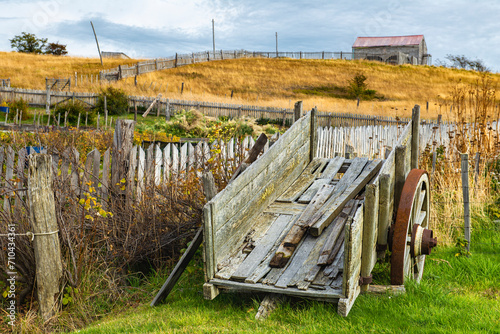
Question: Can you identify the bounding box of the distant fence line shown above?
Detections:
[316,121,500,159]
[99,50,357,81]
[0,87,411,128]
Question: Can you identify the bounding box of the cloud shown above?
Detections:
[0,0,498,71]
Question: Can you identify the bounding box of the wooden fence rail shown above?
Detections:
[0,136,264,209]
[99,50,357,81]
[0,87,411,128]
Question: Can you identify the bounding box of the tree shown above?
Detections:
[44,42,68,55]
[9,32,47,54]
[445,54,490,72]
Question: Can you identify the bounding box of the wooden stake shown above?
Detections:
[461,154,470,253]
[27,154,63,322]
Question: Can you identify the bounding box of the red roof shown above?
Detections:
[352,35,424,48]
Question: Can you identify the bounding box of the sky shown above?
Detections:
[0,0,499,72]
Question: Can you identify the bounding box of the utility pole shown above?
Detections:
[212,19,216,56]
[276,32,278,57]
[90,21,103,66]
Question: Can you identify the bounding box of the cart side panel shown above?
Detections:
[339,205,363,316]
[374,121,412,249]
[204,112,313,280]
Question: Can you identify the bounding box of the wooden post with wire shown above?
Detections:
[27,154,63,322]
[461,153,471,253]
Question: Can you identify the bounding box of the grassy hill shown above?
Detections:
[1,51,498,119]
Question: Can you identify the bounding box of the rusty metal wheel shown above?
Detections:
[391,169,437,285]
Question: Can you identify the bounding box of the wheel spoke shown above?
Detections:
[403,247,411,278]
[418,189,426,213]
[416,211,426,226]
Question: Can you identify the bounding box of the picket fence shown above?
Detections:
[0,135,269,210]
[0,87,411,128]
[316,121,500,159]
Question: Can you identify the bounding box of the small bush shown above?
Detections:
[346,73,384,100]
[95,87,129,116]
[54,100,93,126]
[8,98,30,119]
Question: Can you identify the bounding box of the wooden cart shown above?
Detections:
[202,108,437,316]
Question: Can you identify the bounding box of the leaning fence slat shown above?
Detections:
[102,148,111,206]
[136,146,145,201]
[155,144,162,186]
[163,144,171,182]
[15,148,27,215]
[3,146,15,216]
[70,148,80,196]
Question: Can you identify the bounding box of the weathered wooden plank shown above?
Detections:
[136,146,145,200]
[244,215,299,284]
[231,214,294,280]
[263,202,308,215]
[124,146,136,205]
[101,148,111,207]
[269,157,363,268]
[323,245,344,278]
[215,249,248,280]
[276,158,327,202]
[343,206,363,298]
[215,212,280,280]
[274,233,318,289]
[151,227,204,306]
[213,123,310,232]
[361,182,379,292]
[203,203,216,280]
[394,145,406,211]
[317,199,357,265]
[270,182,336,267]
[210,278,343,300]
[27,154,63,321]
[69,148,80,196]
[154,144,162,185]
[163,144,171,182]
[3,147,15,215]
[14,148,27,215]
[214,142,310,264]
[319,157,345,180]
[330,273,343,289]
[287,212,342,289]
[210,112,311,220]
[297,178,330,203]
[310,159,382,237]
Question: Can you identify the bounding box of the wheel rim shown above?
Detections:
[391,169,432,285]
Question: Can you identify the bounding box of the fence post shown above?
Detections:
[474,152,480,186]
[111,119,136,193]
[134,100,138,121]
[411,105,420,169]
[293,101,302,123]
[461,153,471,253]
[45,85,51,115]
[165,99,170,121]
[27,154,63,322]
[104,96,108,128]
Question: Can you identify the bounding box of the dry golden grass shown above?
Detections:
[1,52,499,119]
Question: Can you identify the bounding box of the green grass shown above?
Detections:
[69,219,500,334]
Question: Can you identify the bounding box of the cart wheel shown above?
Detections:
[390,169,437,285]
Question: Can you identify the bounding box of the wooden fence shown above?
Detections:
[316,121,500,159]
[0,87,98,108]
[0,87,411,128]
[0,135,270,211]
[99,50,356,81]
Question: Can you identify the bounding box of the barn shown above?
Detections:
[352,35,431,65]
